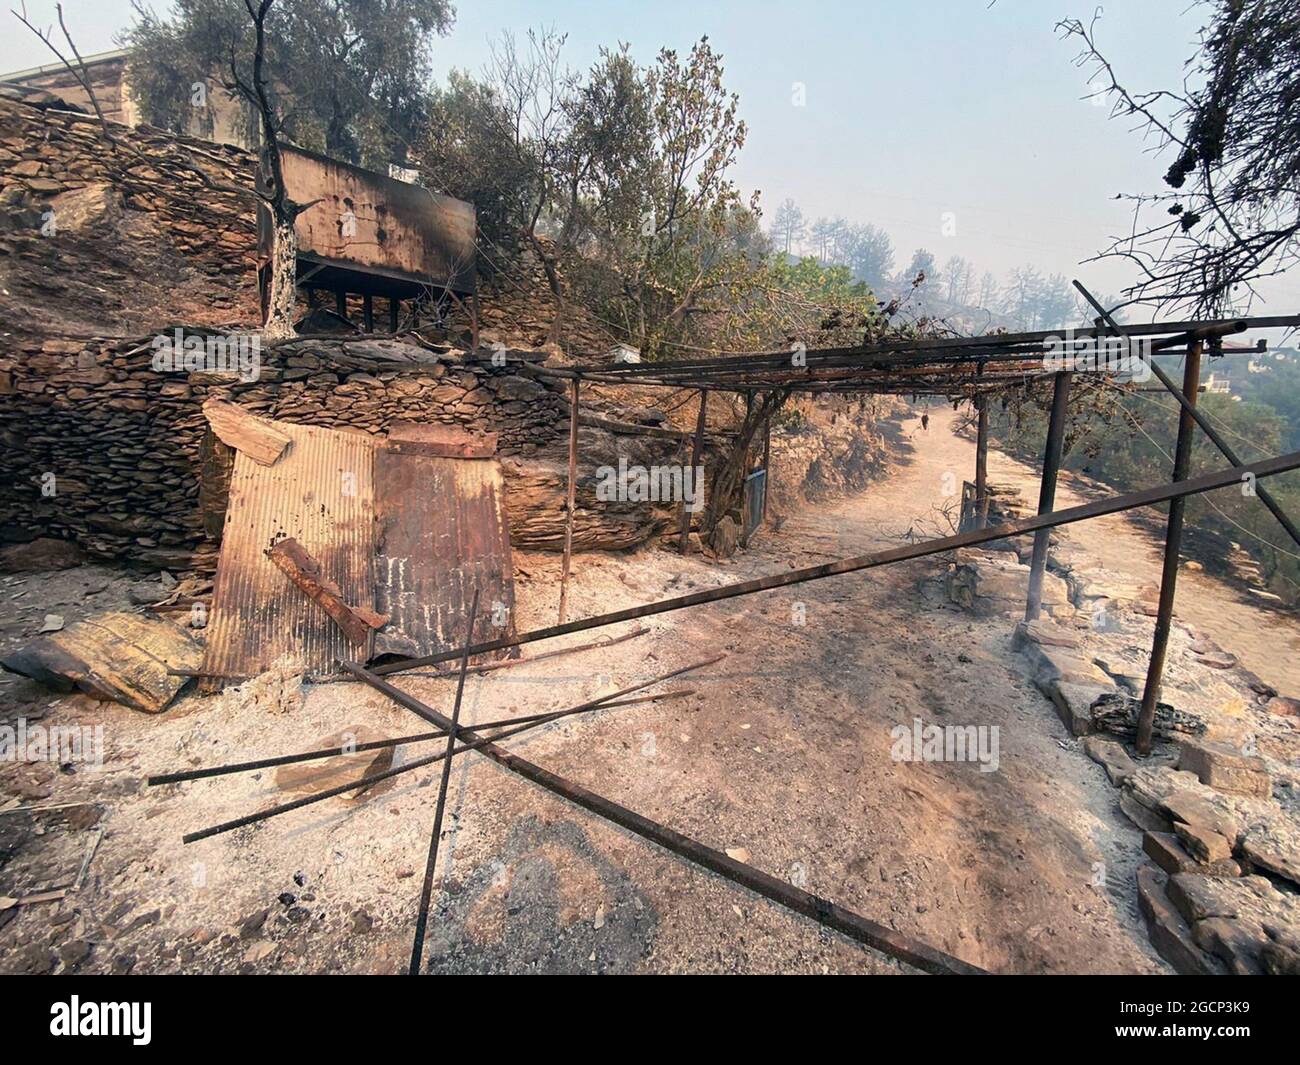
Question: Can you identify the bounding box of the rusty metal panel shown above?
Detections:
[201,421,378,682]
[372,441,518,662]
[260,145,476,294]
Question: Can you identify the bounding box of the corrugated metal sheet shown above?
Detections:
[201,421,378,683]
[200,415,519,683]
[372,435,518,662]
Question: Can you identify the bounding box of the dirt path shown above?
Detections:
[10,406,1247,975]
[923,408,1300,697]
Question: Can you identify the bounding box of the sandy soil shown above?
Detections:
[4,405,1296,975]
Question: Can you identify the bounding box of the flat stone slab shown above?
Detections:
[1239,822,1300,888]
[1165,873,1300,975]
[1142,831,1241,878]
[1178,737,1272,799]
[1136,864,1225,975]
[1083,735,1137,784]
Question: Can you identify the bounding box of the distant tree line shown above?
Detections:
[767,198,1119,331]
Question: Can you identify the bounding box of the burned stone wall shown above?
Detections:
[0,89,261,349]
[0,334,569,568]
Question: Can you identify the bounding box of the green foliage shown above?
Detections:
[121,0,453,167]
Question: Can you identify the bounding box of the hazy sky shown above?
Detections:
[5,1,1297,317]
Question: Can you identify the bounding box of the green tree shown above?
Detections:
[121,0,453,168]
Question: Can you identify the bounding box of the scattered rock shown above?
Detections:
[1120,791,1173,834]
[1177,737,1271,799]
[1238,822,1300,888]
[127,580,168,605]
[1266,696,1300,719]
[1190,648,1237,670]
[1012,619,1080,650]
[1142,831,1240,878]
[38,613,64,633]
[241,940,276,965]
[1174,820,1233,864]
[1042,679,1112,737]
[1082,735,1137,784]
[0,538,87,571]
[1136,864,1224,975]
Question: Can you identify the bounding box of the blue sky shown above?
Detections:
[5,1,1295,314]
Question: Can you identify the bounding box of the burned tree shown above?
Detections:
[1060,3,1300,314]
[14,0,312,339]
[226,0,317,340]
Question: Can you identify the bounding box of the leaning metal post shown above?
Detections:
[1136,341,1204,755]
[1024,371,1071,620]
[974,394,989,529]
[678,389,708,552]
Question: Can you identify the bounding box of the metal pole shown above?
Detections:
[372,447,1300,674]
[557,378,580,624]
[1025,372,1071,620]
[974,395,989,529]
[1074,281,1300,550]
[345,662,986,976]
[183,658,724,844]
[679,390,708,552]
[149,688,688,787]
[410,589,478,974]
[1136,341,1204,755]
[762,415,772,520]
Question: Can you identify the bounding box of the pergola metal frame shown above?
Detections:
[155,286,1300,976]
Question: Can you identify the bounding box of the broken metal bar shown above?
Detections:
[558,378,580,624]
[149,689,694,787]
[374,448,1300,676]
[182,657,725,844]
[410,589,478,974]
[1136,342,1204,755]
[267,537,388,646]
[345,662,987,975]
[1024,371,1071,621]
[1075,280,1300,550]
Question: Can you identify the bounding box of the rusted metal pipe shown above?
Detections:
[181,657,725,843]
[1024,371,1071,621]
[679,389,708,552]
[1136,342,1204,755]
[1074,281,1300,551]
[345,661,987,976]
[409,590,478,974]
[148,689,692,787]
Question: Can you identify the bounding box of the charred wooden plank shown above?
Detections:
[267,537,388,646]
[1,611,202,713]
[202,399,292,466]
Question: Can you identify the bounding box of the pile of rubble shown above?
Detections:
[1116,749,1300,975]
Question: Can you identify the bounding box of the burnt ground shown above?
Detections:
[1,407,1297,974]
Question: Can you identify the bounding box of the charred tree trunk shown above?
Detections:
[264,212,299,340]
[703,389,790,552]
